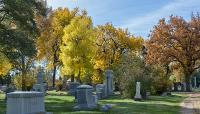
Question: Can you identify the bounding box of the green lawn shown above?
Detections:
[0,91,187,114]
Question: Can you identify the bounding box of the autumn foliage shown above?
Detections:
[146,14,200,91]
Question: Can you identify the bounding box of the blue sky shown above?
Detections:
[47,0,200,38]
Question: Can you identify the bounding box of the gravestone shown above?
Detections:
[177,84,182,91]
[33,68,46,94]
[182,82,186,91]
[74,85,97,110]
[104,70,114,95]
[96,84,107,99]
[7,91,51,114]
[134,82,142,101]
[68,82,80,96]
[194,77,197,88]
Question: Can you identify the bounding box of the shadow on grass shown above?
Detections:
[0,93,194,114]
[45,94,188,114]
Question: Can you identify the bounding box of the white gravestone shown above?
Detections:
[104,70,114,96]
[194,77,197,88]
[6,91,48,114]
[134,82,142,100]
[74,85,97,110]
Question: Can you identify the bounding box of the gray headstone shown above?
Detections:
[68,82,80,96]
[96,84,107,99]
[74,85,97,110]
[134,82,142,100]
[104,70,114,95]
[32,69,46,94]
[37,69,44,84]
[6,91,50,114]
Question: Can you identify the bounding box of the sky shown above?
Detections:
[47,0,200,38]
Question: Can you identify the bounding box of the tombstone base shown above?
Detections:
[73,105,97,111]
[27,112,52,114]
[134,98,142,101]
[134,95,142,101]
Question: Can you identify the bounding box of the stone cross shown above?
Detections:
[134,82,142,100]
[104,70,114,95]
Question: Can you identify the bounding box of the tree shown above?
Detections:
[60,13,95,83]
[93,23,143,82]
[146,14,200,91]
[37,8,78,87]
[0,0,46,90]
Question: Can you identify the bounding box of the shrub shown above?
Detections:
[55,80,63,91]
[150,66,172,95]
[13,74,36,91]
[115,53,151,99]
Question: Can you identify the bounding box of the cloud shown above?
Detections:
[121,0,200,38]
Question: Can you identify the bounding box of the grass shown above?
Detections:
[0,91,187,114]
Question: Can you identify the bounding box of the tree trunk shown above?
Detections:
[77,69,81,84]
[71,74,74,82]
[185,73,191,92]
[52,65,56,88]
[21,55,26,91]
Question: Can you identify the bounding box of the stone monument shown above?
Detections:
[33,68,46,94]
[68,82,80,96]
[74,85,97,110]
[104,70,114,95]
[134,82,142,101]
[6,91,51,114]
[96,84,107,99]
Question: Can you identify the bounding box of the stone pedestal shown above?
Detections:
[104,70,114,96]
[74,85,97,110]
[6,91,48,114]
[134,82,142,101]
[33,84,46,94]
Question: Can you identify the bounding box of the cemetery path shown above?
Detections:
[180,93,200,114]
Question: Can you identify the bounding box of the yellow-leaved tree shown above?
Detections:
[60,12,95,83]
[93,23,143,83]
[36,8,79,87]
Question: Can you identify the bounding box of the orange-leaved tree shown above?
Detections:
[146,14,200,91]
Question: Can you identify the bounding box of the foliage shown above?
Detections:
[150,65,172,95]
[55,80,63,91]
[0,52,11,76]
[146,14,200,91]
[94,23,143,71]
[0,0,46,90]
[60,12,95,83]
[13,73,36,91]
[37,8,79,87]
[93,23,143,83]
[115,52,151,98]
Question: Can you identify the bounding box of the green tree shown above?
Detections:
[0,0,46,90]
